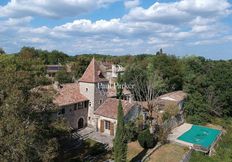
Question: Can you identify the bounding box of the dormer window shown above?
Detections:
[86,88,88,92]
[98,70,104,78]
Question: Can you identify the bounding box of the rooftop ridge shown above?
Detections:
[78,57,108,83]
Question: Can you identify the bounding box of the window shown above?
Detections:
[98,83,103,90]
[99,100,103,104]
[78,102,83,109]
[105,120,110,130]
[86,88,88,92]
[61,108,65,114]
[74,104,77,111]
[84,101,88,108]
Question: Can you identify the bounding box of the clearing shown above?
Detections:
[146,144,188,162]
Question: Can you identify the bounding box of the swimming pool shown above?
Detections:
[177,125,221,149]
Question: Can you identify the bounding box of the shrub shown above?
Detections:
[162,103,179,122]
[89,143,106,156]
[157,127,170,144]
[125,121,138,142]
[138,129,157,149]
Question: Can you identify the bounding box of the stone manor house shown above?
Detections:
[47,58,141,137]
[35,58,186,137]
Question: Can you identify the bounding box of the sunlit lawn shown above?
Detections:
[127,141,144,161]
[146,144,188,162]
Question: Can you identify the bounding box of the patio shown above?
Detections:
[168,123,193,147]
[77,127,114,148]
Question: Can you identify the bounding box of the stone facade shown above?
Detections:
[96,115,117,136]
[52,58,139,136]
[56,101,88,129]
[79,81,108,126]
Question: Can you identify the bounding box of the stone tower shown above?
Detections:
[79,58,109,126]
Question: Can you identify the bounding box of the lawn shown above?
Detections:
[146,144,188,162]
[127,141,144,161]
[63,138,112,162]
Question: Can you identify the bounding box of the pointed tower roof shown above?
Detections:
[79,58,108,83]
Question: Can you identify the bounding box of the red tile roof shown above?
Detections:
[79,58,108,83]
[137,91,187,110]
[53,83,88,106]
[94,98,135,119]
[158,91,187,103]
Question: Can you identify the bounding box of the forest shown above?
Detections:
[0,47,232,162]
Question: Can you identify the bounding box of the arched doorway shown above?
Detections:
[78,118,84,129]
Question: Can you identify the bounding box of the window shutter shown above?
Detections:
[110,122,114,136]
[100,120,104,133]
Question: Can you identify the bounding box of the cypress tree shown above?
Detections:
[116,73,123,99]
[113,98,127,162]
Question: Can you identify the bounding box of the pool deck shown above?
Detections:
[168,123,193,148]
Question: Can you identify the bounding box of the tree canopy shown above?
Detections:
[0,53,69,162]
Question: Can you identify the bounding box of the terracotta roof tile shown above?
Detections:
[53,83,88,106]
[94,98,135,119]
[158,91,187,103]
[137,91,187,110]
[79,58,108,83]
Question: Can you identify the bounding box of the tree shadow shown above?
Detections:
[130,148,148,162]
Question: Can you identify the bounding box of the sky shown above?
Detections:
[0,0,232,60]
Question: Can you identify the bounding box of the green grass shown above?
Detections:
[190,118,232,162]
[147,144,188,162]
[127,141,144,161]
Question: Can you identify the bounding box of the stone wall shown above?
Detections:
[163,113,184,131]
[53,103,88,130]
[79,81,108,126]
[180,149,193,162]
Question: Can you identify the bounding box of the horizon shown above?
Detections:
[6,47,232,61]
[0,0,232,60]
